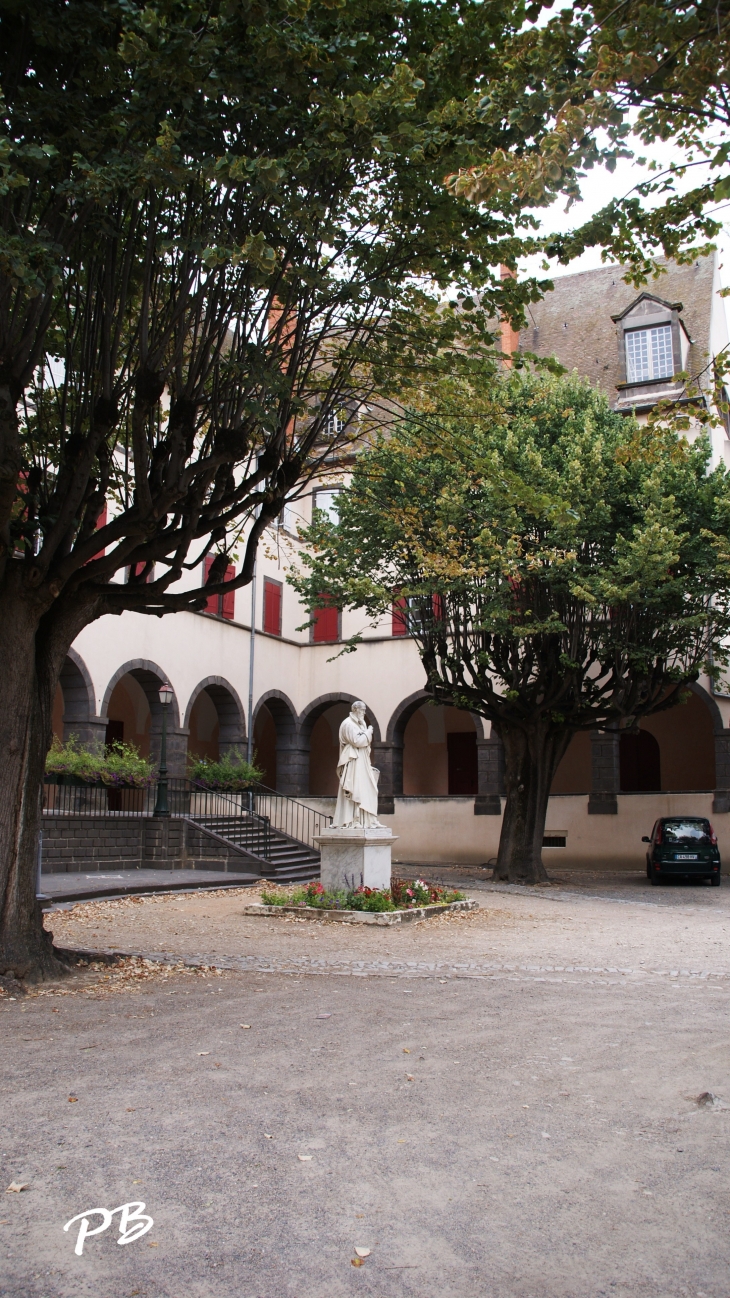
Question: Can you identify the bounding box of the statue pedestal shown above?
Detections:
[314,826,397,893]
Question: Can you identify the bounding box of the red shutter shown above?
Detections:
[221,564,236,620]
[203,555,219,613]
[92,504,107,559]
[392,595,408,637]
[263,579,282,635]
[432,593,444,622]
[313,598,339,643]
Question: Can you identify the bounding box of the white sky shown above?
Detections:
[517,136,730,331]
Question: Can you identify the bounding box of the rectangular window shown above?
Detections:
[625,324,674,382]
[263,577,282,636]
[313,598,339,643]
[203,555,236,619]
[280,500,299,534]
[313,488,341,523]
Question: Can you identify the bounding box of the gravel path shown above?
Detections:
[1,871,728,1298]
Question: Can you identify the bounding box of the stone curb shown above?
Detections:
[242,899,478,925]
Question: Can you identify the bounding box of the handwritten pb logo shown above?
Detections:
[63,1201,154,1255]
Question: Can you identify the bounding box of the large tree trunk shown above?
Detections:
[0,585,96,981]
[493,723,571,884]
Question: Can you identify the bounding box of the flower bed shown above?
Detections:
[248,877,476,925]
[260,877,465,912]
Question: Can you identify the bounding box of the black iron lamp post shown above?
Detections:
[153,682,174,816]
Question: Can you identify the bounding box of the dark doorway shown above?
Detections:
[105,719,124,747]
[447,732,478,795]
[620,730,661,791]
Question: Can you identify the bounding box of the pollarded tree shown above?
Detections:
[0,0,591,979]
[292,369,730,883]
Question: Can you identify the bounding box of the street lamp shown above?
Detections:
[153,682,174,816]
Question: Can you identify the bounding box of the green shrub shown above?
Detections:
[45,735,156,787]
[189,748,264,791]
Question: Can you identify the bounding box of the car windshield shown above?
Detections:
[662,820,712,846]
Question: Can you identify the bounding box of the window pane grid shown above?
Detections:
[625,324,673,382]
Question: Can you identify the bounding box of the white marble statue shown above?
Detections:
[332,701,382,828]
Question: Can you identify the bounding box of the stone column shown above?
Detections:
[712,728,730,813]
[63,714,109,748]
[588,728,620,814]
[474,735,504,814]
[275,738,310,797]
[372,739,403,816]
[149,722,189,780]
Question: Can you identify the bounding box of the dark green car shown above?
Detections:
[642,817,721,886]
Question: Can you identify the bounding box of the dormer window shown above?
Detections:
[625,324,674,383]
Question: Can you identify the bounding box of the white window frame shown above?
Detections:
[312,487,342,524]
[625,324,674,383]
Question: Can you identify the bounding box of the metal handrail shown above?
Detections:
[248,783,332,851]
[42,776,272,861]
[41,776,332,860]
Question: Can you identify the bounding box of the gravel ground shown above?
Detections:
[1,870,729,1298]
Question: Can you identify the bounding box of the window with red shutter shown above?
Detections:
[221,564,236,620]
[313,599,339,643]
[263,578,282,635]
[392,595,408,636]
[93,504,107,558]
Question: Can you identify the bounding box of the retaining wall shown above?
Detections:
[41,814,261,875]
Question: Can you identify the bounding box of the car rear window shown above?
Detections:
[662,820,712,845]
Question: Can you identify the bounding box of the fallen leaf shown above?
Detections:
[126,1108,136,1112]
[397,1139,406,1144]
[0,1220,9,1224]
[298,1154,313,1161]
[264,1133,273,1140]
[5,1183,28,1193]
[403,1048,410,1054]
[68,1096,78,1103]
[133,1180,143,1184]
[355,1247,371,1258]
[405,1074,414,1081]
[197,1052,210,1056]
[240,1024,251,1029]
[351,1257,364,1267]
[148,1241,159,1247]
[214,1063,221,1068]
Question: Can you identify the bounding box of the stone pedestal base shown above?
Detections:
[314,826,397,893]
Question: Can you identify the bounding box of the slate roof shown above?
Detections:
[517,255,718,406]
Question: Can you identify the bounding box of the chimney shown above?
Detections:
[500,265,520,367]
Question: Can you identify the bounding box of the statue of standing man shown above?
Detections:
[333,701,382,828]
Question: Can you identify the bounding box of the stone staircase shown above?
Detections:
[191,815,321,883]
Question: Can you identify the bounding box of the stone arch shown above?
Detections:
[380,691,490,806]
[299,693,382,745]
[101,659,186,776]
[688,681,724,733]
[57,650,106,747]
[184,677,246,759]
[252,690,299,794]
[299,693,381,799]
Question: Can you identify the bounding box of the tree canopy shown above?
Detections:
[292,369,730,880]
[448,0,730,283]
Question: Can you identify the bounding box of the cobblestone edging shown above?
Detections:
[64,945,730,987]
[242,899,478,924]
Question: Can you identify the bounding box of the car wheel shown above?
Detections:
[650,870,660,886]
[711,874,721,887]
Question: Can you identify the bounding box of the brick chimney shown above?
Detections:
[500,265,520,367]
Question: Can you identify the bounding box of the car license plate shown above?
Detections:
[675,854,698,860]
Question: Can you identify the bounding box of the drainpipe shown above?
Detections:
[247,556,258,766]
